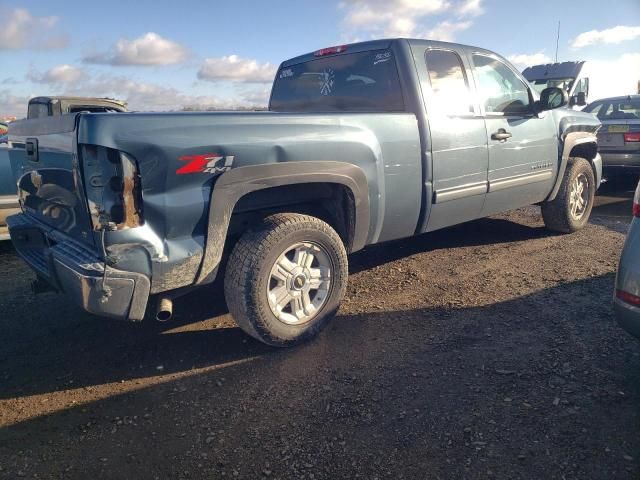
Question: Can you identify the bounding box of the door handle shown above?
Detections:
[25,138,39,162]
[491,129,512,141]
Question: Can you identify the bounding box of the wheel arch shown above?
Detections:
[195,161,370,285]
[547,132,599,202]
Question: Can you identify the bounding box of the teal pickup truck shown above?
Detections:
[7,39,601,346]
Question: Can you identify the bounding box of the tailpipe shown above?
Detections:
[155,297,173,322]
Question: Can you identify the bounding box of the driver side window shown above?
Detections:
[472,54,531,115]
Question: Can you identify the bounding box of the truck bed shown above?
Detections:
[8,111,422,300]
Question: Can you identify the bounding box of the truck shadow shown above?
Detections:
[0,212,622,404]
[1,274,639,479]
[349,215,552,275]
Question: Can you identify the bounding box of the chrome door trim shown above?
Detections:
[489,170,553,192]
[434,181,488,203]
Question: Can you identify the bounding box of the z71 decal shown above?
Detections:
[176,154,235,175]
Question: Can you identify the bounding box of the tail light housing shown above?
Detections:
[616,289,640,307]
[624,132,640,143]
[81,145,143,231]
[633,180,640,218]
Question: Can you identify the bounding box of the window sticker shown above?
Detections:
[279,68,293,79]
[319,68,335,96]
[374,51,391,65]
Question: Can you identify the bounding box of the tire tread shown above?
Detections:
[224,213,348,346]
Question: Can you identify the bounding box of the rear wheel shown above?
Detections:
[224,213,348,347]
[542,157,595,233]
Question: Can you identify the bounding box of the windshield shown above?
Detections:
[529,78,575,94]
[584,98,640,120]
[270,49,404,112]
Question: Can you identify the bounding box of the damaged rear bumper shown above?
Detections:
[8,213,150,320]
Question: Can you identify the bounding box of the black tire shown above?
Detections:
[224,213,348,347]
[541,157,595,233]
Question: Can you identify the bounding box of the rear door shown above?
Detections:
[469,53,558,215]
[415,46,488,232]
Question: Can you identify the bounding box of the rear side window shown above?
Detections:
[424,49,473,116]
[585,99,640,120]
[270,49,404,112]
[583,101,602,115]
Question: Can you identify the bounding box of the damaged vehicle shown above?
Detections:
[7,39,601,346]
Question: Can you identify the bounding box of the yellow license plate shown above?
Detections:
[608,125,630,133]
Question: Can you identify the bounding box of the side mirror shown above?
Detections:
[537,87,568,111]
[576,91,587,106]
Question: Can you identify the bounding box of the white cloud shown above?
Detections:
[456,0,483,17]
[507,52,552,68]
[582,53,640,101]
[8,66,267,116]
[0,90,31,118]
[197,55,277,83]
[571,25,640,48]
[341,0,448,29]
[0,8,68,50]
[27,64,87,85]
[338,0,480,41]
[71,74,263,111]
[83,32,190,66]
[426,20,472,42]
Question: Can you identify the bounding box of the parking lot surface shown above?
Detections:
[1,181,639,479]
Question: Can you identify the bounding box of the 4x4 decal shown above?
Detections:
[176,154,234,175]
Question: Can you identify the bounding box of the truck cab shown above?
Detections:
[523,61,589,109]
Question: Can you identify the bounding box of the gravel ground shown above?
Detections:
[1,181,639,479]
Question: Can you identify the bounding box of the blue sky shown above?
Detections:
[1,0,639,117]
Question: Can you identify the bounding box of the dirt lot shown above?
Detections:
[1,181,639,479]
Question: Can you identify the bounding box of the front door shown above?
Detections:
[470,53,558,216]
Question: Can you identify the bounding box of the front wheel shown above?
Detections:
[542,157,595,233]
[224,213,348,347]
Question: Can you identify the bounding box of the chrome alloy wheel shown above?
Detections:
[267,242,332,325]
[569,172,589,220]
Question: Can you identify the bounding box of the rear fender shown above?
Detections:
[195,161,370,285]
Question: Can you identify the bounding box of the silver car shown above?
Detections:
[614,179,640,338]
[584,95,640,176]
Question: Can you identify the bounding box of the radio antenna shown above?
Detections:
[555,21,560,63]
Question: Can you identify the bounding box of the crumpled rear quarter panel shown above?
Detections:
[77,111,421,293]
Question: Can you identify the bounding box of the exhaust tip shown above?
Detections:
[156,297,173,322]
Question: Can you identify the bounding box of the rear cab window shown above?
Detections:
[270,49,405,112]
[27,102,50,119]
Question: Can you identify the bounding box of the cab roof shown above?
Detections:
[279,38,498,68]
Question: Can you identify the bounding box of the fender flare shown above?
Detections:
[195,161,370,285]
[547,131,598,201]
